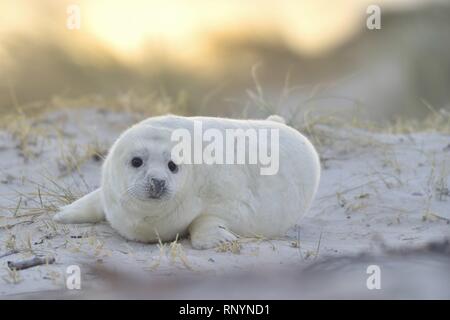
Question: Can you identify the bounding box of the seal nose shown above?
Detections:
[150,178,166,197]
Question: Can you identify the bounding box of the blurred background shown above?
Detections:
[1,0,449,120]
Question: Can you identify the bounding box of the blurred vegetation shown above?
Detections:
[0,2,449,123]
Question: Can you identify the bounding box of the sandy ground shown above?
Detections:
[0,108,449,299]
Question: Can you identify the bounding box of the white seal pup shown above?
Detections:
[53,115,320,249]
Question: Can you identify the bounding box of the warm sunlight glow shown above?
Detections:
[0,0,431,66]
[84,0,362,58]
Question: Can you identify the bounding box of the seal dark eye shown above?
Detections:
[131,157,143,168]
[168,160,178,173]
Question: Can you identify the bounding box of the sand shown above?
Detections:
[0,108,448,299]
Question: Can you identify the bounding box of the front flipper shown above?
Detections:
[53,188,105,224]
[189,215,237,249]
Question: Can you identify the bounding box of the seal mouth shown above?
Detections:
[147,188,167,200]
[122,184,170,203]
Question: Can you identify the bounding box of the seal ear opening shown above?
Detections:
[266,115,286,124]
[53,188,105,224]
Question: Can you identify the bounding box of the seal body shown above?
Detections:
[54,115,320,249]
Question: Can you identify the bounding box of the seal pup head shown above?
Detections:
[102,123,192,215]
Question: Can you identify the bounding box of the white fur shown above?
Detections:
[54,115,321,249]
